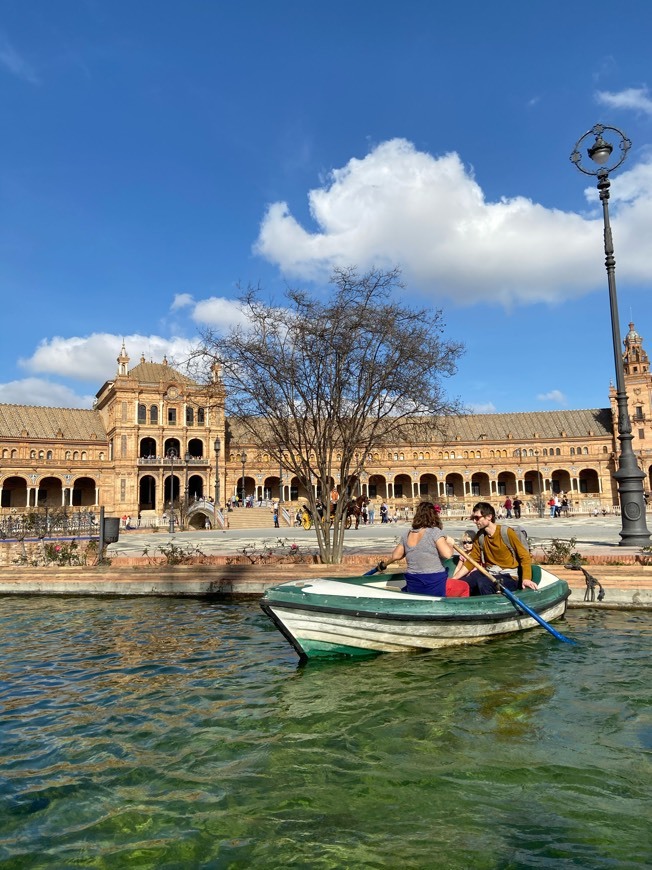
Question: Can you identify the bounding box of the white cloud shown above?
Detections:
[0,32,38,84]
[19,333,196,382]
[537,390,566,405]
[0,378,94,409]
[596,87,652,116]
[171,293,194,310]
[255,137,652,306]
[467,402,497,413]
[190,297,250,330]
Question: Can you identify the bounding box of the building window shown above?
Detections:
[81,451,87,460]
[65,451,71,460]
[186,407,194,426]
[524,480,533,494]
[46,451,53,460]
[121,435,127,458]
[472,483,481,496]
[197,408,205,424]
[419,482,428,495]
[556,448,561,456]
[497,482,506,496]
[168,408,177,425]
[635,406,644,420]
[150,405,158,424]
[138,404,146,424]
[394,483,403,497]
[570,447,575,455]
[38,450,44,459]
[121,401,128,422]
[30,450,36,459]
[639,428,645,440]
[120,478,126,501]
[368,484,377,498]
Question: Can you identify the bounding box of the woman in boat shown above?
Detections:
[375,501,469,597]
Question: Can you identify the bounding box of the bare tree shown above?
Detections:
[193,267,464,563]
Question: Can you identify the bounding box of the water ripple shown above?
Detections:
[0,599,649,868]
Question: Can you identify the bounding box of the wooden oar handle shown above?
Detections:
[451,542,498,586]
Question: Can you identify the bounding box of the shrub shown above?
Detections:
[541,537,585,566]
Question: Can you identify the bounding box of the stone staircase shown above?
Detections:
[223,506,292,530]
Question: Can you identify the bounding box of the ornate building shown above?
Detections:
[1,327,651,525]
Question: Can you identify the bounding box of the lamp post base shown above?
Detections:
[614,467,650,546]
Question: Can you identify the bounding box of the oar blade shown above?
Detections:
[499,584,576,645]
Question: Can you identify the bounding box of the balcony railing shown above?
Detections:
[137,457,210,466]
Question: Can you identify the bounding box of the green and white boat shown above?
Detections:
[260,569,571,660]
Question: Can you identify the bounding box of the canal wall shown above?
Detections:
[0,560,650,608]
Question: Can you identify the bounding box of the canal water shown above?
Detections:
[0,598,650,869]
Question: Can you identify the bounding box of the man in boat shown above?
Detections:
[452,501,538,595]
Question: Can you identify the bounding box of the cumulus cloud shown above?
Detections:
[255,137,652,306]
[0,378,94,409]
[171,293,194,310]
[190,297,250,330]
[19,333,196,382]
[537,390,566,405]
[596,87,652,116]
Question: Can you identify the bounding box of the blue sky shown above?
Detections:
[2,0,652,414]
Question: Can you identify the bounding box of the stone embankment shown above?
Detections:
[0,555,650,608]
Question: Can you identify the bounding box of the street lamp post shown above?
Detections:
[184,452,190,528]
[213,437,221,523]
[571,124,650,544]
[167,448,177,534]
[241,452,247,507]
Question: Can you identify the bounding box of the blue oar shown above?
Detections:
[364,566,380,576]
[452,544,576,645]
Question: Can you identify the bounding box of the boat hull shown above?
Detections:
[260,571,571,659]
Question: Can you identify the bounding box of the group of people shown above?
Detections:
[376,500,537,599]
[548,495,570,517]
[502,496,523,519]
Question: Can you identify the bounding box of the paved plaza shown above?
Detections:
[107,513,651,561]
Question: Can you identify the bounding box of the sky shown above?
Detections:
[2,0,652,415]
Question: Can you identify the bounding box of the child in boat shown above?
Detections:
[375,501,469,597]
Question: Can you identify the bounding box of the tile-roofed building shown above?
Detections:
[437,408,613,442]
[1,326,651,525]
[0,405,105,441]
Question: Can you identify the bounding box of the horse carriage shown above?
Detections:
[295,495,369,530]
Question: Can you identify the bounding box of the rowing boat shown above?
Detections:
[260,569,571,660]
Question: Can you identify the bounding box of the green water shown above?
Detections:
[0,598,650,869]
